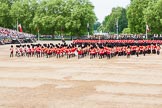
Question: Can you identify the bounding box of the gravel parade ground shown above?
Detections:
[0,41,162,108]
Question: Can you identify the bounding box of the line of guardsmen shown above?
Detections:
[10,42,161,59]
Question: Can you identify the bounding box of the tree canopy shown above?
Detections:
[1,0,162,36]
[101,7,128,34]
[0,0,97,36]
[127,0,162,34]
[101,0,162,35]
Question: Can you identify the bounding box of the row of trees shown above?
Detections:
[101,0,162,34]
[1,0,162,36]
[0,0,96,36]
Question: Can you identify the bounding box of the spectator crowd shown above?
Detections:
[0,27,36,45]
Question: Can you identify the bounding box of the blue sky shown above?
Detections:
[90,0,130,22]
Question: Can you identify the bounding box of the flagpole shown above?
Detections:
[17,18,18,31]
[87,23,89,39]
[116,19,119,39]
[146,30,148,39]
[146,22,148,39]
[38,29,39,41]
[146,26,148,39]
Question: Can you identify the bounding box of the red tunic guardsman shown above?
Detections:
[126,47,131,58]
[98,48,104,59]
[31,46,35,57]
[10,45,14,57]
[19,46,23,56]
[36,46,41,58]
[106,47,111,59]
[89,48,96,59]
[157,45,161,55]
[136,46,140,57]
[77,47,82,59]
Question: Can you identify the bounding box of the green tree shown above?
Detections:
[10,0,38,33]
[66,0,97,36]
[144,0,162,34]
[1,0,97,37]
[102,7,128,34]
[0,2,12,28]
[127,0,150,33]
[94,21,101,32]
[122,28,131,34]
